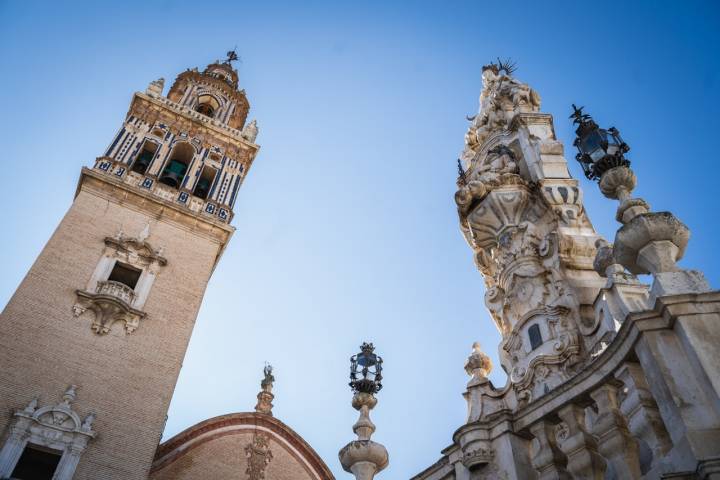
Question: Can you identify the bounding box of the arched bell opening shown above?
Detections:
[131,141,159,175]
[193,165,217,200]
[160,143,194,188]
[194,94,220,119]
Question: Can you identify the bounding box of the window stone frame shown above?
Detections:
[72,228,167,335]
[0,386,95,480]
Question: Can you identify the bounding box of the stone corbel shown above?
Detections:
[73,287,146,335]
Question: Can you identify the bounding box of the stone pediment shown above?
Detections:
[104,236,167,266]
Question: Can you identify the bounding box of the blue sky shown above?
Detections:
[1,1,718,477]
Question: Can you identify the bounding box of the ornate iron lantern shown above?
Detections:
[349,342,383,394]
[570,104,630,181]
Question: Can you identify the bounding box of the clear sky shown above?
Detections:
[1,0,719,477]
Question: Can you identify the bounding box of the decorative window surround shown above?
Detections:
[0,386,95,480]
[73,225,167,335]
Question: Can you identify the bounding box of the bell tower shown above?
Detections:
[0,54,260,479]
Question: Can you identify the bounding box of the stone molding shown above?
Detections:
[75,168,234,253]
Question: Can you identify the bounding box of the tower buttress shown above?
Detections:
[0,55,259,480]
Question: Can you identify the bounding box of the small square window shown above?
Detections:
[11,444,62,480]
[108,262,142,289]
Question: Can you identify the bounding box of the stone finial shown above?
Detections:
[61,385,77,406]
[82,412,96,431]
[465,342,492,380]
[254,363,275,415]
[242,119,259,143]
[146,77,165,96]
[23,396,39,414]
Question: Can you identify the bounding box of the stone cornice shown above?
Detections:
[75,167,234,271]
[151,412,334,480]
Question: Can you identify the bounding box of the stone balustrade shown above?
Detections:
[95,280,135,305]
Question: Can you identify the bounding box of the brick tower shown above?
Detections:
[0,53,260,480]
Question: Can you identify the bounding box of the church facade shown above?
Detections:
[411,63,720,479]
[0,57,332,480]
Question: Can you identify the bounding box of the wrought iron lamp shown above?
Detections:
[570,104,630,181]
[349,342,383,395]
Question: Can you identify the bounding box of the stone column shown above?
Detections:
[54,442,87,480]
[557,403,606,479]
[530,419,571,479]
[590,383,642,479]
[0,418,30,477]
[339,393,389,480]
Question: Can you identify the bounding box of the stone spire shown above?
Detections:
[254,364,274,416]
[455,60,610,406]
[339,343,389,480]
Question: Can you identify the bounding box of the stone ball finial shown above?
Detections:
[465,342,492,379]
[599,166,636,201]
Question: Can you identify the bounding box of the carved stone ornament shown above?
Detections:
[245,432,273,480]
[457,158,586,401]
[461,443,495,469]
[73,226,167,335]
[462,64,541,160]
[0,386,96,480]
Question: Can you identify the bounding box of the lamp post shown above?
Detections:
[570,105,708,297]
[339,343,389,480]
